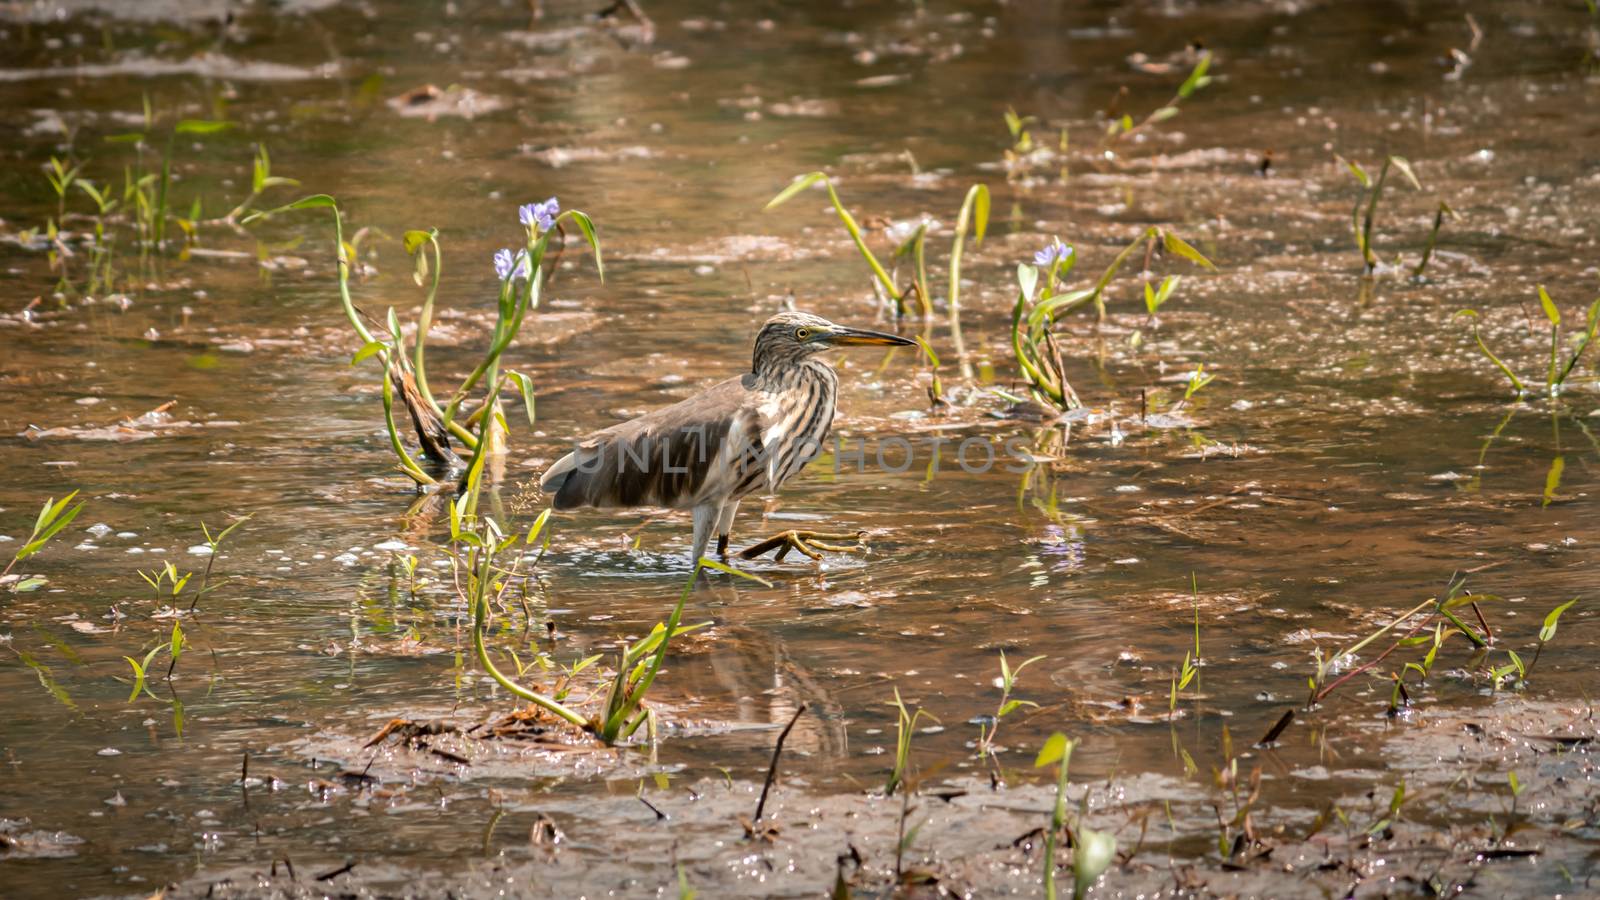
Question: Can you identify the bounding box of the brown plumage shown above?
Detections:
[539,311,913,564]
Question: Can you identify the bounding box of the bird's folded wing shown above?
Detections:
[538,375,766,510]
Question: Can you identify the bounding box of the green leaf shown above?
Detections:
[1543,454,1565,507]
[1016,262,1039,302]
[124,656,147,702]
[403,229,433,255]
[1455,309,1528,396]
[174,119,233,135]
[1035,732,1070,768]
[1149,105,1180,123]
[525,508,553,546]
[12,576,47,592]
[1540,599,1578,643]
[764,172,828,210]
[507,371,537,426]
[1163,231,1217,271]
[17,493,85,561]
[1340,156,1370,188]
[351,340,387,367]
[1538,285,1560,326]
[1177,53,1212,98]
[1388,155,1422,191]
[169,621,186,661]
[971,183,990,244]
[240,193,337,225]
[695,556,773,587]
[912,336,940,368]
[564,210,604,282]
[997,698,1037,717]
[202,515,250,551]
[77,180,107,209]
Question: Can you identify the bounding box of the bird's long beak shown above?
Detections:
[826,325,916,347]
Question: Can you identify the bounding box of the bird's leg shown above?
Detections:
[714,500,740,561]
[690,505,716,568]
[739,530,867,562]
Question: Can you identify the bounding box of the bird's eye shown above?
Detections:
[795,328,812,340]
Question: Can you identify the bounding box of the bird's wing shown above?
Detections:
[539,375,765,510]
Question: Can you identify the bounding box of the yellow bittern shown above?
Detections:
[539,311,913,564]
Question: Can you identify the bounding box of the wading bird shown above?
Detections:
[539,311,914,565]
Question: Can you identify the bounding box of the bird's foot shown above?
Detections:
[738,530,866,562]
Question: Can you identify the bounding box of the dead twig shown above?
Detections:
[754,703,808,823]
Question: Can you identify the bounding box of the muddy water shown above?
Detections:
[3,0,1599,896]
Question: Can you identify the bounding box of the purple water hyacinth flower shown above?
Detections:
[493,248,532,281]
[1033,238,1072,268]
[519,196,560,233]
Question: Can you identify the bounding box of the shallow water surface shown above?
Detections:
[2,0,1599,896]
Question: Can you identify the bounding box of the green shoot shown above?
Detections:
[4,490,86,589]
[1457,288,1600,399]
[885,686,937,797]
[1104,52,1213,148]
[1337,154,1422,273]
[976,651,1044,758]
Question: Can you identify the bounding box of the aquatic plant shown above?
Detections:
[1210,726,1266,861]
[765,173,988,370]
[183,516,249,611]
[1032,732,1115,899]
[1168,576,1204,719]
[1305,575,1583,709]
[1334,154,1458,275]
[1103,51,1213,149]
[136,561,193,602]
[1526,599,1578,675]
[975,650,1043,759]
[223,143,300,223]
[884,686,937,797]
[2,490,85,593]
[246,193,601,487]
[452,454,757,744]
[1456,286,1600,399]
[1011,228,1215,411]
